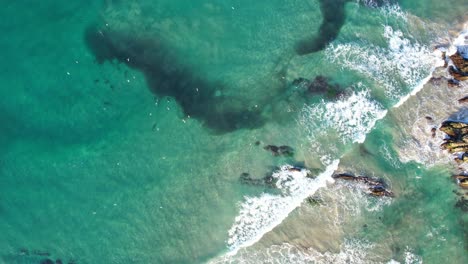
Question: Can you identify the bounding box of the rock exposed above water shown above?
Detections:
[458,96,468,104]
[448,45,468,81]
[332,173,394,197]
[453,174,468,189]
[439,121,468,156]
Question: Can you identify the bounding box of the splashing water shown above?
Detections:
[326,24,440,101]
[226,161,340,255]
[300,88,387,145]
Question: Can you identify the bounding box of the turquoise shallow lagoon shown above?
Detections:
[1,1,467,263]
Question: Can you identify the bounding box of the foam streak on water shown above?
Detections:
[226,160,339,255]
[326,22,440,102]
[301,88,387,145]
[214,239,378,264]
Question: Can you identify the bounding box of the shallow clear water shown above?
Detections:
[1,1,467,263]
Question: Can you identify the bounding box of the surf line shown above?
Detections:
[223,50,444,257]
[225,160,340,256]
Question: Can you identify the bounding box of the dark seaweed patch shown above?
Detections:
[295,0,397,55]
[84,25,265,133]
[295,0,348,55]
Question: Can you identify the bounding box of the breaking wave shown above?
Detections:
[326,21,440,102]
[212,239,378,264]
[226,161,339,255]
[300,87,387,145]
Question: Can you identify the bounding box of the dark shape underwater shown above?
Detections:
[296,0,397,55]
[84,25,265,134]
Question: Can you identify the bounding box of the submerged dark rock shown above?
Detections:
[239,165,311,188]
[240,172,264,186]
[33,251,51,257]
[264,145,294,157]
[292,76,344,99]
[305,196,324,206]
[239,172,279,188]
[40,259,54,264]
[455,196,468,212]
[84,25,265,134]
[333,173,394,197]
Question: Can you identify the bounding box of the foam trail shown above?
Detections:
[213,239,378,264]
[392,74,433,108]
[301,88,387,145]
[326,24,441,102]
[226,160,339,255]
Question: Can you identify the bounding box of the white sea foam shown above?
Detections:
[450,29,468,56]
[330,182,393,216]
[388,248,423,264]
[402,248,423,264]
[220,4,443,261]
[226,160,339,255]
[379,141,402,169]
[300,87,387,145]
[212,239,378,264]
[326,24,441,102]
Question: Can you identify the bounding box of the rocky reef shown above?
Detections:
[292,76,345,100]
[263,145,294,157]
[2,248,74,264]
[437,43,468,216]
[332,173,394,197]
[440,121,468,154]
[439,120,468,199]
[449,46,468,81]
[240,165,312,188]
[447,44,468,85]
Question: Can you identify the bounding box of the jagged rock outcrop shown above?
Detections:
[453,174,468,189]
[448,45,468,81]
[440,121,468,159]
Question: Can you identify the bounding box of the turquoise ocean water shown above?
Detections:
[1,1,467,263]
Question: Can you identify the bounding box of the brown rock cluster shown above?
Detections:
[440,121,468,156]
[448,45,468,82]
[439,121,468,194]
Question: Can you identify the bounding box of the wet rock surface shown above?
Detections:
[453,174,468,189]
[458,96,468,104]
[440,121,468,156]
[448,45,468,81]
[332,173,394,197]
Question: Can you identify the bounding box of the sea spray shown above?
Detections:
[226,160,340,254]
